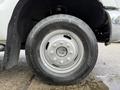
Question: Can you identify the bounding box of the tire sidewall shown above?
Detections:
[26,14,98,84]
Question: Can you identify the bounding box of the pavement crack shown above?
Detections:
[24,74,35,90]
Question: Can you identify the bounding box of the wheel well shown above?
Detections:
[13,0,110,48]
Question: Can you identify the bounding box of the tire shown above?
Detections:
[25,14,98,85]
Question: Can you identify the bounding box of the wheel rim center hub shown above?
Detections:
[56,46,68,57]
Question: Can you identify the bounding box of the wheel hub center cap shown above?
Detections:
[56,47,68,57]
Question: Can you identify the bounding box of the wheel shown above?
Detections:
[25,14,98,85]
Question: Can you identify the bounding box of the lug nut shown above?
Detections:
[70,51,73,54]
[53,57,57,61]
[60,41,64,45]
[53,44,57,47]
[60,60,64,64]
[50,50,54,54]
[67,44,70,48]
[67,57,71,61]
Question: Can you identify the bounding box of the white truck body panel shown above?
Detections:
[0,0,120,44]
[107,10,120,42]
[100,0,117,7]
[0,0,19,42]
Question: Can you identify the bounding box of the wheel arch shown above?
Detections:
[3,0,111,70]
[2,0,29,70]
[7,0,111,47]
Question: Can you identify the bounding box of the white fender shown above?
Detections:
[0,0,19,41]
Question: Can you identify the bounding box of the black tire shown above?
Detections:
[25,14,98,85]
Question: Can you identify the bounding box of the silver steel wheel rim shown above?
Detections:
[40,30,84,74]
